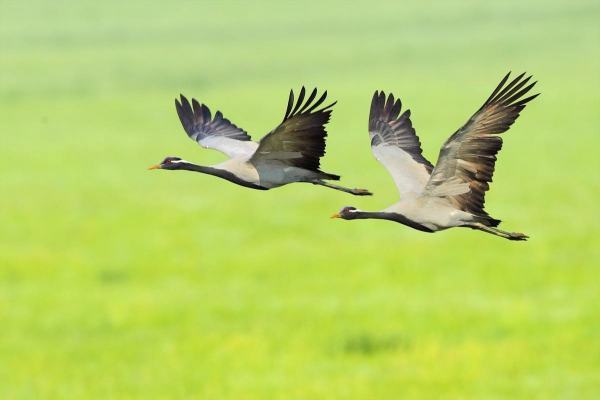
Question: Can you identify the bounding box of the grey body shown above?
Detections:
[210,156,330,189]
[383,196,473,232]
[336,73,539,241]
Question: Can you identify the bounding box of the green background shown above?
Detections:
[1,0,598,398]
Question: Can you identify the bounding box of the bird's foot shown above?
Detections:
[351,188,373,196]
[508,232,529,241]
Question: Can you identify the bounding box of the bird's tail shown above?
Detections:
[317,171,340,181]
[473,213,501,227]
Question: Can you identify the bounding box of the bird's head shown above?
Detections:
[331,206,359,220]
[148,156,185,170]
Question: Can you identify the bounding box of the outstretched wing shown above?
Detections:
[424,72,539,215]
[250,87,335,172]
[175,95,258,159]
[369,91,433,197]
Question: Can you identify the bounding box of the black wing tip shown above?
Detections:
[320,101,336,117]
[174,93,217,131]
[504,71,533,85]
[176,94,197,114]
[176,94,209,109]
[484,71,539,107]
[284,86,334,119]
[370,89,405,123]
[517,92,541,106]
[513,71,526,80]
[373,90,386,100]
[322,99,337,109]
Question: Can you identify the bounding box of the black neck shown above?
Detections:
[351,211,433,233]
[179,162,267,191]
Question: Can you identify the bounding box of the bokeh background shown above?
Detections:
[1,0,599,398]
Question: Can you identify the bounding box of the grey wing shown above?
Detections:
[175,95,258,159]
[423,72,540,215]
[369,91,433,197]
[250,87,336,173]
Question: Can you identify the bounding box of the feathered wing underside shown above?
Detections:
[250,87,336,174]
[424,72,539,221]
[369,91,433,197]
[175,95,257,159]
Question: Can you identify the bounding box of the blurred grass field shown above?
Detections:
[1,0,599,398]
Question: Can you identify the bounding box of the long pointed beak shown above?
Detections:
[330,212,341,219]
[148,164,161,170]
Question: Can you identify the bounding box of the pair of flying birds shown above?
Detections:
[149,72,539,240]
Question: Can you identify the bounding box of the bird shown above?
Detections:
[148,87,371,196]
[331,72,539,240]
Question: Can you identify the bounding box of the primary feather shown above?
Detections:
[369,91,433,198]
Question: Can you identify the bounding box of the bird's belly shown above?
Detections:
[256,165,316,189]
[416,206,471,230]
[256,168,287,188]
[390,198,470,231]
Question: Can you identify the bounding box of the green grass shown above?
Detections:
[1,0,599,398]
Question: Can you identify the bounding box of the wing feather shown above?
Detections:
[250,87,336,173]
[175,94,257,159]
[423,72,540,216]
[369,90,433,197]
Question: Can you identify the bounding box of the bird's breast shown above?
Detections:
[212,159,260,185]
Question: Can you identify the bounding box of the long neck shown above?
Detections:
[179,162,267,190]
[180,162,218,175]
[351,211,433,233]
[350,210,387,220]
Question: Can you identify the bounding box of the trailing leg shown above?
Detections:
[467,223,529,241]
[311,180,372,196]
